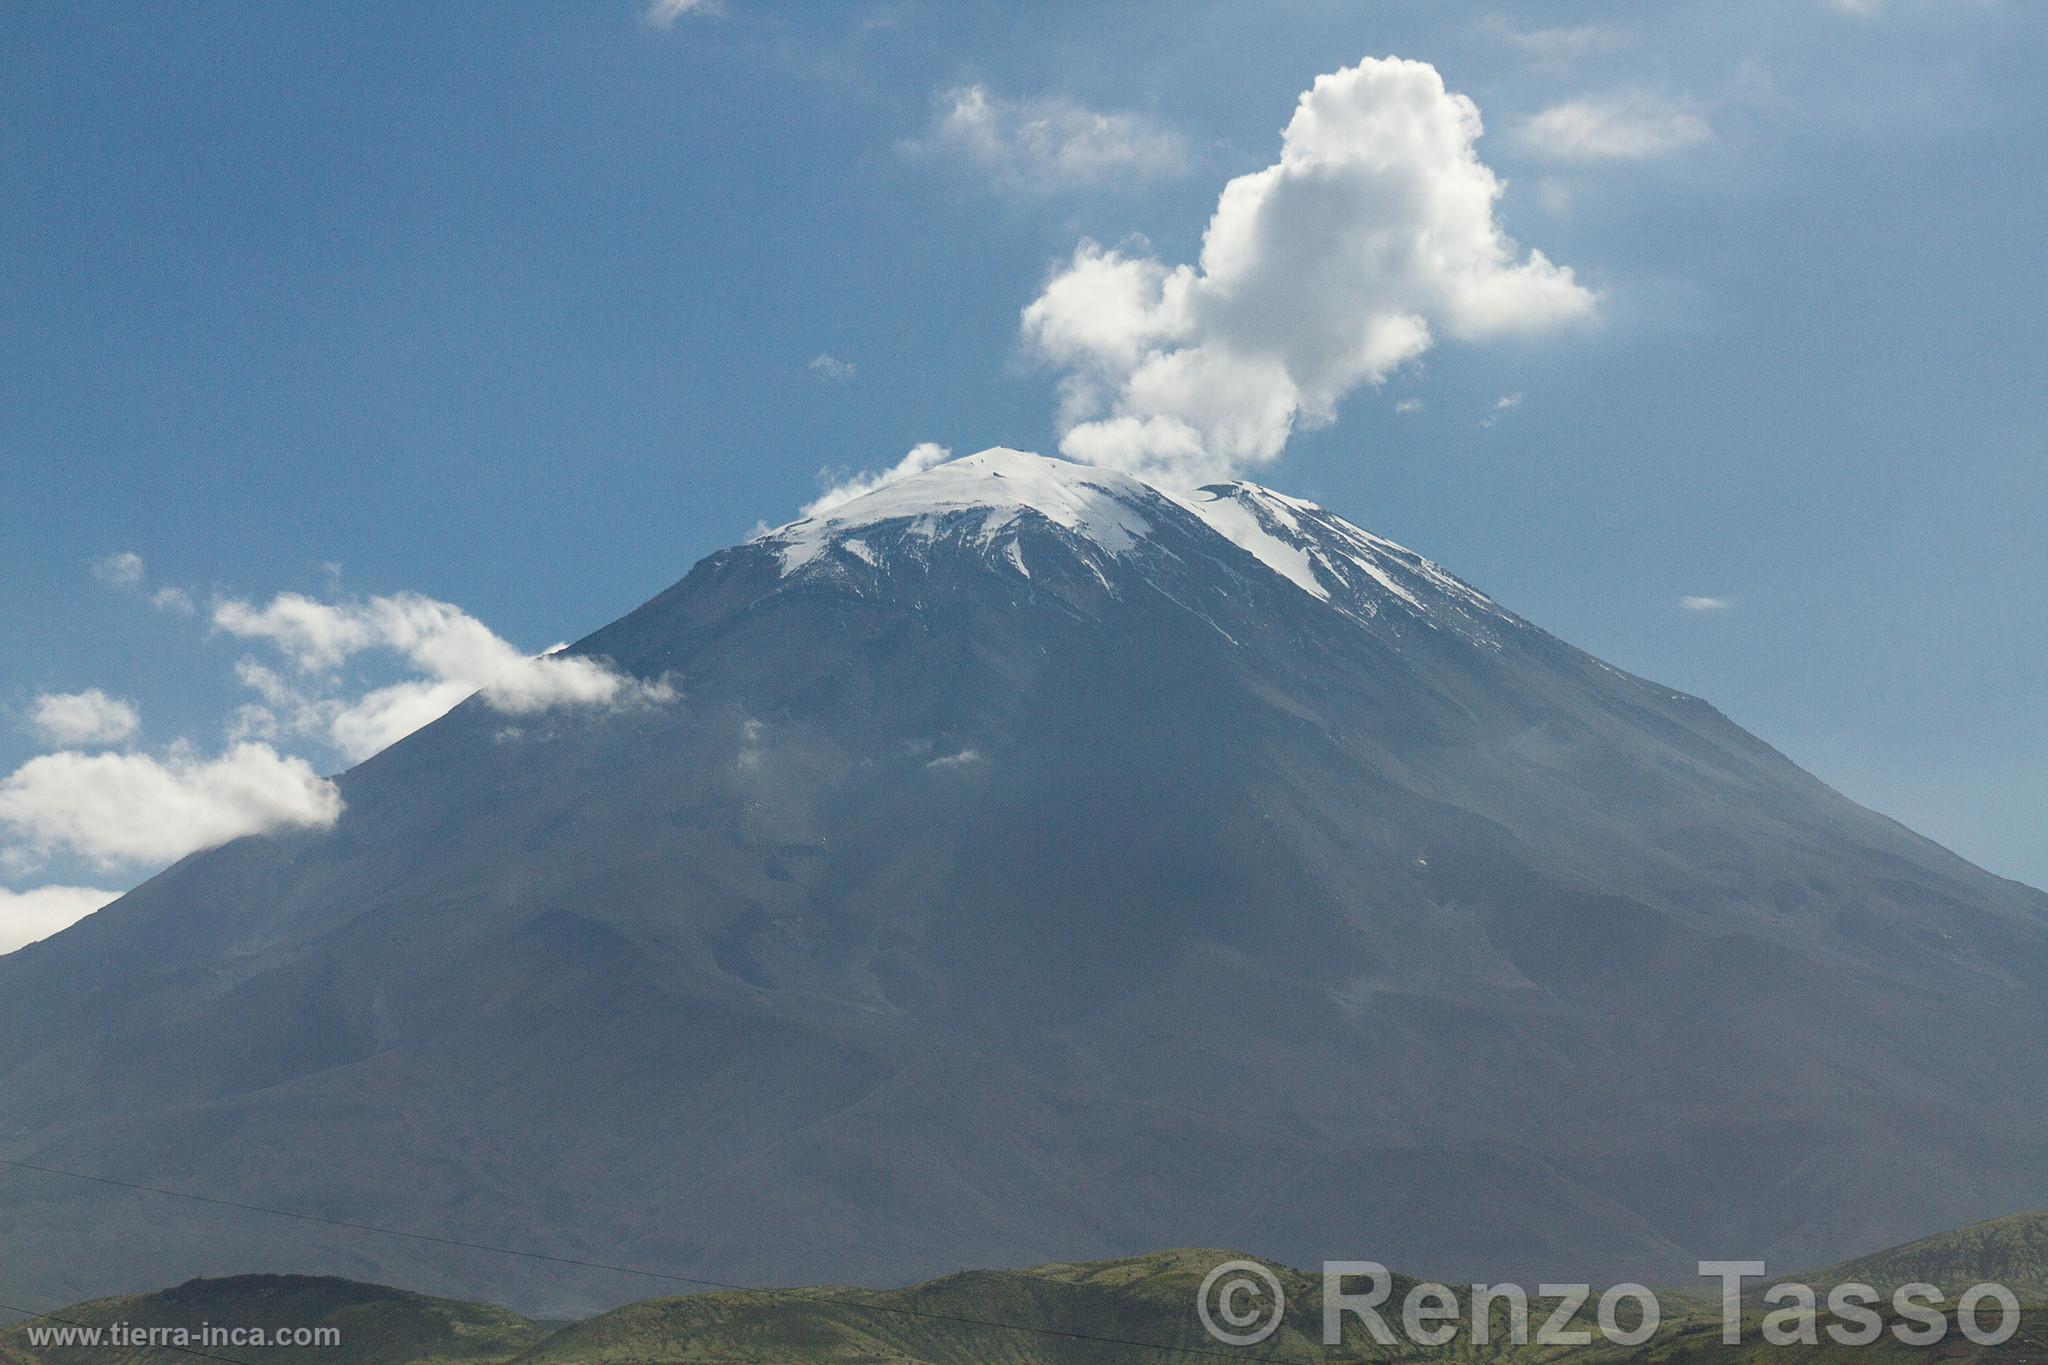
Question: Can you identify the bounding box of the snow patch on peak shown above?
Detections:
[761,448,1159,575]
[1182,489,1330,601]
[750,446,1512,644]
[1188,482,1508,633]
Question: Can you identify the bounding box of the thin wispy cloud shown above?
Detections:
[1481,18,1634,63]
[150,585,197,614]
[1680,595,1733,611]
[90,551,144,589]
[1479,393,1525,429]
[90,550,193,613]
[1022,57,1593,486]
[1521,94,1712,162]
[913,84,1186,194]
[809,353,856,381]
[645,0,719,26]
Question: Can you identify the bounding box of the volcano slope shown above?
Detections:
[3,450,2043,1313]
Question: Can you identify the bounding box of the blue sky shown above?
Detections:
[2,0,2043,939]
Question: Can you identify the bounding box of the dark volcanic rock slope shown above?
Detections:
[3,450,2044,1314]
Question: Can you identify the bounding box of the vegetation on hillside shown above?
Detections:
[6,1218,2046,1363]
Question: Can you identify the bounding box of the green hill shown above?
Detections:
[7,1226,2048,1364]
[512,1250,2048,1365]
[1795,1211,2048,1301]
[513,1248,1430,1364]
[0,1274,545,1365]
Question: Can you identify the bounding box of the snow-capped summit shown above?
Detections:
[760,448,1167,576]
[756,446,1512,641]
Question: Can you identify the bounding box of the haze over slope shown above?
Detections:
[2,450,2043,1314]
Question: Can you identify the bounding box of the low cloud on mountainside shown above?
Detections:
[1021,56,1596,487]
[802,442,954,518]
[0,742,343,872]
[213,589,674,761]
[0,564,677,951]
[0,884,122,954]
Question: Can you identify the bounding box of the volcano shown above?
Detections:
[5,449,2044,1314]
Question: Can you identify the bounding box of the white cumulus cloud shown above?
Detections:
[808,353,856,381]
[29,690,141,748]
[1021,56,1594,487]
[0,884,122,954]
[1520,94,1712,161]
[325,680,478,764]
[0,743,343,871]
[4,577,676,880]
[212,591,674,762]
[917,84,1186,193]
[801,442,954,519]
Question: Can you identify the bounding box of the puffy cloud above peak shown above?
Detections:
[916,84,1186,193]
[1022,57,1594,486]
[29,690,140,748]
